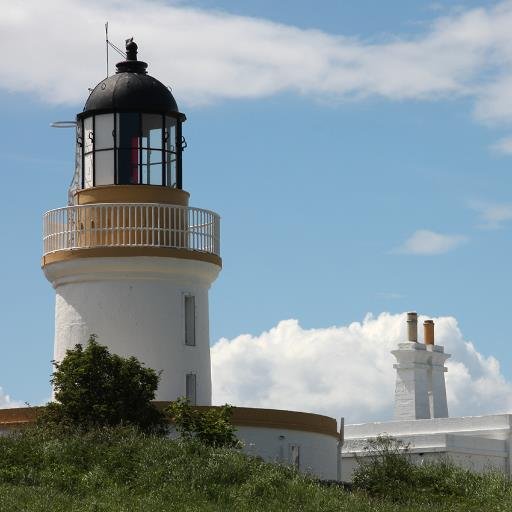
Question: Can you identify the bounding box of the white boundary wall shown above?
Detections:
[342,414,512,482]
[237,426,339,481]
[167,422,341,481]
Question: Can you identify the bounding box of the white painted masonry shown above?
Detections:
[392,342,450,421]
[342,414,512,481]
[235,426,339,480]
[429,346,449,418]
[169,423,340,480]
[44,256,220,404]
[392,342,432,420]
[392,313,450,421]
[343,315,511,482]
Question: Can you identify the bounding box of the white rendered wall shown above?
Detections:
[236,426,339,480]
[44,256,220,403]
[392,342,450,421]
[342,414,512,481]
[345,414,512,440]
[167,422,339,480]
[429,347,449,418]
[392,343,431,420]
[342,435,508,482]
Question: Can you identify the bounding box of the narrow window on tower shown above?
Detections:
[186,373,197,405]
[184,295,196,346]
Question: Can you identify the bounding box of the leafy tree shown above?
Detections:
[166,398,240,448]
[41,335,167,433]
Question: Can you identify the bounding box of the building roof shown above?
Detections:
[81,39,184,120]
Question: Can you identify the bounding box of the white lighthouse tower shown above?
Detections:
[42,39,221,404]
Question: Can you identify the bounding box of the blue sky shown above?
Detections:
[1,0,512,418]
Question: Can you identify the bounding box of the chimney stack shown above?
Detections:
[407,312,418,342]
[392,313,450,420]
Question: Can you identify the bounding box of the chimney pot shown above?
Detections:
[407,312,418,342]
[424,320,435,345]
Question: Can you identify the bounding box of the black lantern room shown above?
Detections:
[74,39,186,192]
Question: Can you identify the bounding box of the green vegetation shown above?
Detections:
[0,425,352,512]
[353,435,415,497]
[3,341,508,510]
[0,427,511,511]
[41,335,166,433]
[352,435,512,510]
[167,398,240,448]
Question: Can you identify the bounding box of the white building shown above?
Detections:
[342,312,512,481]
[32,38,343,480]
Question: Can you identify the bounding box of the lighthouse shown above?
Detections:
[42,39,221,405]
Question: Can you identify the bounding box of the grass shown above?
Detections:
[0,426,511,511]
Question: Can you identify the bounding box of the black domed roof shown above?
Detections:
[81,39,185,120]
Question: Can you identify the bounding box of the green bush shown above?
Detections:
[352,435,415,498]
[40,335,166,433]
[352,434,512,509]
[166,397,241,448]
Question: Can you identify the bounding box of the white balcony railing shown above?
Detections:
[43,203,220,258]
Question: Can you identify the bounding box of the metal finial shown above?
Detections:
[125,38,138,61]
[115,37,147,74]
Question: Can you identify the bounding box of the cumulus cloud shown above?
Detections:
[0,387,23,409]
[393,229,468,255]
[211,313,512,423]
[490,135,512,155]
[3,0,512,133]
[470,199,512,229]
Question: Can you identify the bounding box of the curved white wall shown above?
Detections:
[166,421,340,480]
[236,426,339,480]
[44,256,221,403]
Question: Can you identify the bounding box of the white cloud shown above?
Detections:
[470,199,512,228]
[211,313,512,423]
[490,135,512,154]
[0,387,23,409]
[1,0,512,134]
[394,229,467,255]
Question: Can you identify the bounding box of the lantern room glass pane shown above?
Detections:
[84,153,93,188]
[117,149,139,184]
[164,117,177,187]
[95,114,114,150]
[142,114,163,149]
[74,123,83,189]
[95,150,114,185]
[84,117,93,153]
[116,113,140,184]
[116,113,140,148]
[149,164,163,185]
[141,148,163,185]
[165,151,176,187]
[165,117,176,153]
